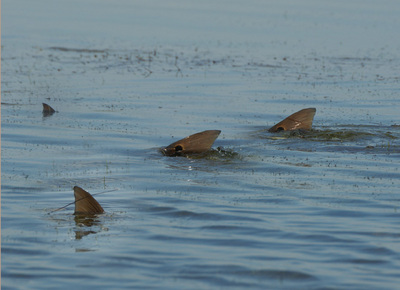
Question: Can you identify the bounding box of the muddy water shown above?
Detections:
[2,0,400,289]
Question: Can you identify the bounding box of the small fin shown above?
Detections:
[42,103,56,116]
[268,108,316,132]
[74,186,104,215]
[162,130,221,156]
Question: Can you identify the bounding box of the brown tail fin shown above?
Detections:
[162,130,221,156]
[74,186,104,215]
[42,103,56,116]
[268,108,316,132]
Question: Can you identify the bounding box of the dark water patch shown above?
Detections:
[235,269,315,281]
[240,197,300,206]
[101,255,165,268]
[2,131,77,147]
[246,61,283,69]
[148,207,264,222]
[284,233,356,244]
[355,231,400,239]
[1,102,22,106]
[2,246,50,257]
[330,258,387,265]
[315,209,372,218]
[178,264,315,284]
[150,234,267,249]
[2,272,36,281]
[144,206,177,213]
[177,275,257,288]
[1,185,49,194]
[173,269,259,288]
[191,55,236,67]
[159,209,216,220]
[190,147,243,161]
[3,269,98,281]
[201,225,281,237]
[226,207,289,219]
[360,246,397,256]
[201,225,249,231]
[328,56,373,63]
[49,47,108,53]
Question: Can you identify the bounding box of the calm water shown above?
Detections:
[2,1,400,289]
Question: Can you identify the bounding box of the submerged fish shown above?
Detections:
[42,103,56,116]
[73,186,104,215]
[161,130,221,156]
[268,108,316,132]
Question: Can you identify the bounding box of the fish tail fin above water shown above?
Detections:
[42,103,56,114]
[268,108,316,132]
[74,186,105,215]
[162,130,221,156]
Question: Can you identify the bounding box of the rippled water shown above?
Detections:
[2,1,400,289]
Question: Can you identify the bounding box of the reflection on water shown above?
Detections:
[74,214,104,240]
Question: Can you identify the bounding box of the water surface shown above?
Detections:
[2,0,400,289]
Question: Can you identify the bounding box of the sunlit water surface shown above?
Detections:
[2,1,400,289]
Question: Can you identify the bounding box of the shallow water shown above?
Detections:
[2,0,400,289]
